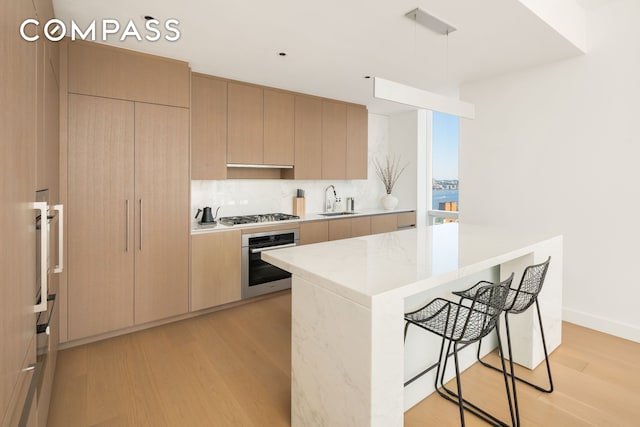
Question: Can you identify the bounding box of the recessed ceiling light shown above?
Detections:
[144,15,156,21]
[364,76,371,79]
[278,52,287,56]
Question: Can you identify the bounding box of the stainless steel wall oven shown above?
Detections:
[241,228,299,299]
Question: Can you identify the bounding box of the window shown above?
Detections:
[430,111,459,224]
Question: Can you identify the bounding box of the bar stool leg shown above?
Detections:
[475,300,553,394]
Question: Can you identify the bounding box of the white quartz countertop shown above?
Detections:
[191,208,415,234]
[262,223,562,308]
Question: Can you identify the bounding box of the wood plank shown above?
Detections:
[321,100,347,179]
[227,82,264,164]
[191,74,227,180]
[264,89,294,166]
[134,103,190,324]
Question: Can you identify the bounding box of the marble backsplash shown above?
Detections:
[191,113,390,225]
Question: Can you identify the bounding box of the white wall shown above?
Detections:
[459,0,640,341]
[191,113,390,225]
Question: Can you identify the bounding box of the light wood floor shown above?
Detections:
[48,292,640,426]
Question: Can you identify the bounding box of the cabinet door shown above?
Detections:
[134,103,189,324]
[294,96,323,179]
[227,82,263,164]
[371,214,398,234]
[346,105,368,180]
[264,89,294,166]
[1,0,38,417]
[351,216,372,237]
[300,221,329,245]
[191,75,227,180]
[397,211,417,229]
[328,219,351,241]
[68,94,135,339]
[321,101,347,179]
[191,231,241,311]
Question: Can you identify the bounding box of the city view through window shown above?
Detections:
[432,112,459,218]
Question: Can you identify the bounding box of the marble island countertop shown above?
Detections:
[262,222,562,308]
[191,207,415,234]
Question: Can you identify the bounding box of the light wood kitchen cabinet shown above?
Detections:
[328,218,351,241]
[227,82,264,164]
[191,74,227,180]
[67,96,189,339]
[264,89,294,166]
[350,216,372,237]
[1,0,38,420]
[68,40,190,107]
[346,105,368,179]
[134,103,190,324]
[293,96,323,179]
[300,221,329,245]
[191,231,242,311]
[371,214,399,234]
[397,211,417,229]
[322,101,347,179]
[68,94,135,340]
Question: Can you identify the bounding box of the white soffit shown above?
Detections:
[374,77,475,119]
[518,0,588,52]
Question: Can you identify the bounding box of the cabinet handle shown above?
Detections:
[31,202,48,313]
[139,199,142,250]
[52,204,64,273]
[125,200,129,252]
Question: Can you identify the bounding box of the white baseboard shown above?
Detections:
[563,307,640,343]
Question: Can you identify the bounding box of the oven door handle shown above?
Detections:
[250,243,297,254]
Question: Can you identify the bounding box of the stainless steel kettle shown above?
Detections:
[195,206,219,224]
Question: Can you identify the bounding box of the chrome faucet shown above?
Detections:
[324,185,337,212]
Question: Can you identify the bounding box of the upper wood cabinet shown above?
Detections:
[191,74,227,180]
[293,96,323,179]
[227,82,264,164]
[346,105,368,179]
[191,231,242,311]
[322,101,347,180]
[264,89,295,166]
[68,40,190,107]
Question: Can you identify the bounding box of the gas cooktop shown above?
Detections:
[218,213,299,226]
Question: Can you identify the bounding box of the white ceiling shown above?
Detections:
[52,0,589,114]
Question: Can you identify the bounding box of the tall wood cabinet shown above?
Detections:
[1,0,38,423]
[67,95,135,339]
[67,95,189,340]
[134,103,190,325]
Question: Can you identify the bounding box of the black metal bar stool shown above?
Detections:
[405,273,515,427]
[453,257,553,427]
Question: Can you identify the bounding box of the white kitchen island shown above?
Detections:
[262,223,563,427]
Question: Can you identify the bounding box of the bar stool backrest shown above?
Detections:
[458,273,513,343]
[508,257,551,314]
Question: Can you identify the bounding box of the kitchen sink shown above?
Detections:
[318,212,357,217]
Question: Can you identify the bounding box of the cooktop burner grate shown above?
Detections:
[218,213,299,226]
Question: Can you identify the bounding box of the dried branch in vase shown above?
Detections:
[373,155,408,195]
